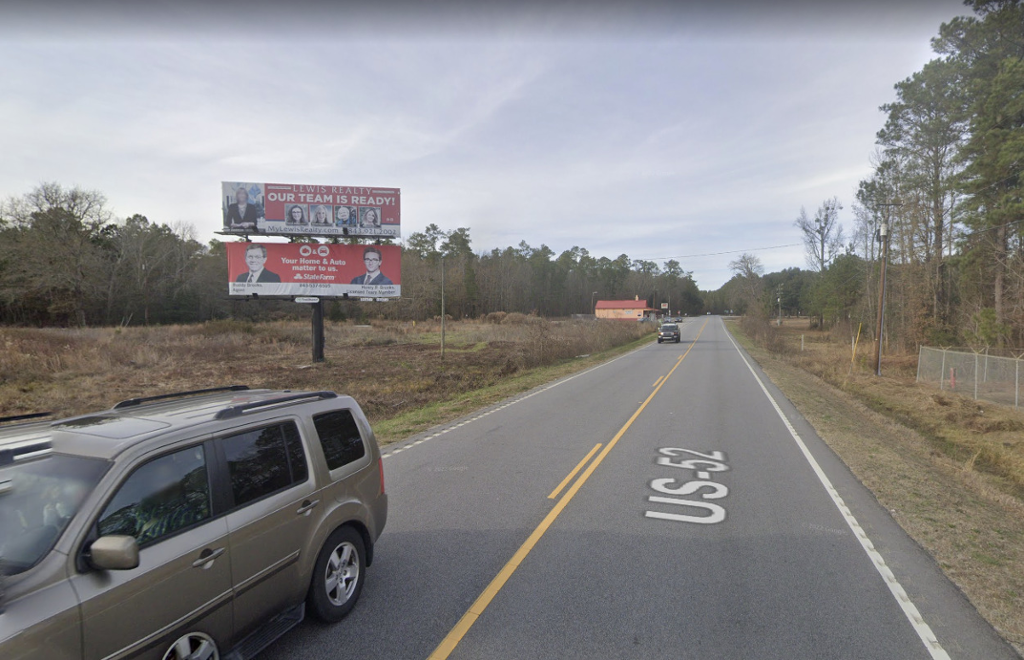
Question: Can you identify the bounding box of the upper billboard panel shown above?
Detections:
[222,181,400,238]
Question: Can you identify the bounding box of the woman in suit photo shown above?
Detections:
[225,186,260,229]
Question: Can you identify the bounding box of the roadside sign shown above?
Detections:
[294,297,320,304]
[227,243,401,298]
[221,181,400,238]
[661,303,669,309]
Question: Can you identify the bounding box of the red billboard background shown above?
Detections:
[227,243,401,298]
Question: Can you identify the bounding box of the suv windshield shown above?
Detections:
[661,325,678,331]
[0,455,109,575]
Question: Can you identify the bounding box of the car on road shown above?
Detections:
[657,323,681,343]
[0,386,387,660]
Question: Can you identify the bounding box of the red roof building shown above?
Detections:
[595,299,653,320]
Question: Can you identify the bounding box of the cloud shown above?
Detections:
[0,0,967,290]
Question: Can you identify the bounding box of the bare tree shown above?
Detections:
[795,197,844,272]
[729,253,765,314]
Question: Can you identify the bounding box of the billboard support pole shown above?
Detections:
[312,300,325,363]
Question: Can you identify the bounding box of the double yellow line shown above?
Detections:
[427,321,708,659]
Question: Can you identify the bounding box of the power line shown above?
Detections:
[641,243,803,262]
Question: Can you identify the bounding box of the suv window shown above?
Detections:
[313,410,366,471]
[1,455,109,573]
[97,445,211,547]
[220,422,308,508]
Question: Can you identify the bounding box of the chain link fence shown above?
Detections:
[917,346,1023,408]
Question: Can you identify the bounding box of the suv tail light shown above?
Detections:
[378,457,385,495]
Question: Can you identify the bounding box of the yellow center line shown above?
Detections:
[427,321,709,660]
[652,376,665,388]
[547,443,603,500]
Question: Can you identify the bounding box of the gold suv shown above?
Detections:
[0,386,388,660]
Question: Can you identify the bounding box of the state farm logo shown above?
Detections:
[297,244,331,257]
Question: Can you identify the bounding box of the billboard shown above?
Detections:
[227,242,401,298]
[222,182,400,238]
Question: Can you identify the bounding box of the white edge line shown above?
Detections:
[723,322,951,660]
[381,338,656,458]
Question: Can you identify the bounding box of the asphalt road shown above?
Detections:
[263,316,1019,660]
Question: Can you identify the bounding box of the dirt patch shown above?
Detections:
[730,319,1024,652]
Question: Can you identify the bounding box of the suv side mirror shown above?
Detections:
[90,535,140,570]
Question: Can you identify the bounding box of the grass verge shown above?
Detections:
[727,319,1024,653]
[373,333,653,444]
[0,318,654,425]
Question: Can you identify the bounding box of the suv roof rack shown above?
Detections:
[113,385,250,410]
[0,412,52,426]
[214,391,337,420]
[0,442,52,466]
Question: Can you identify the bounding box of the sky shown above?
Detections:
[0,0,970,289]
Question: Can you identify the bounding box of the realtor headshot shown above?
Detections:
[235,244,281,283]
[285,204,308,225]
[224,184,262,230]
[350,246,393,285]
[335,205,357,227]
[359,207,381,228]
[311,204,332,226]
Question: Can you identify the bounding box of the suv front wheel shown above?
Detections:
[307,526,365,622]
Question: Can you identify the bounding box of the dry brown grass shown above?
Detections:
[0,319,653,425]
[731,318,1024,651]
[765,318,1024,499]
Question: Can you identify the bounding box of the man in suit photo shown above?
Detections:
[350,246,393,285]
[225,186,259,229]
[235,244,282,283]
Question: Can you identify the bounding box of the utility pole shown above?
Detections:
[874,203,898,376]
[591,291,598,316]
[776,284,783,327]
[440,256,446,361]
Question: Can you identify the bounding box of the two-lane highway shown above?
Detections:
[264,317,1018,659]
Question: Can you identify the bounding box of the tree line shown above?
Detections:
[6,3,1017,337]
[0,185,705,326]
[710,0,1024,351]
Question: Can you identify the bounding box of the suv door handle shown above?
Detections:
[296,499,320,515]
[192,547,225,569]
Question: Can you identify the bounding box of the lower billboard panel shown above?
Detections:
[227,242,401,298]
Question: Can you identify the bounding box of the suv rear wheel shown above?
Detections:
[307,526,365,622]
[162,632,218,660]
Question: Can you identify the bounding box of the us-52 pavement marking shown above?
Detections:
[418,318,951,660]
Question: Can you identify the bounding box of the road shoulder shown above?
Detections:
[728,323,1024,656]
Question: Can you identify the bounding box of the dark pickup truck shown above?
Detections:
[658,323,681,343]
